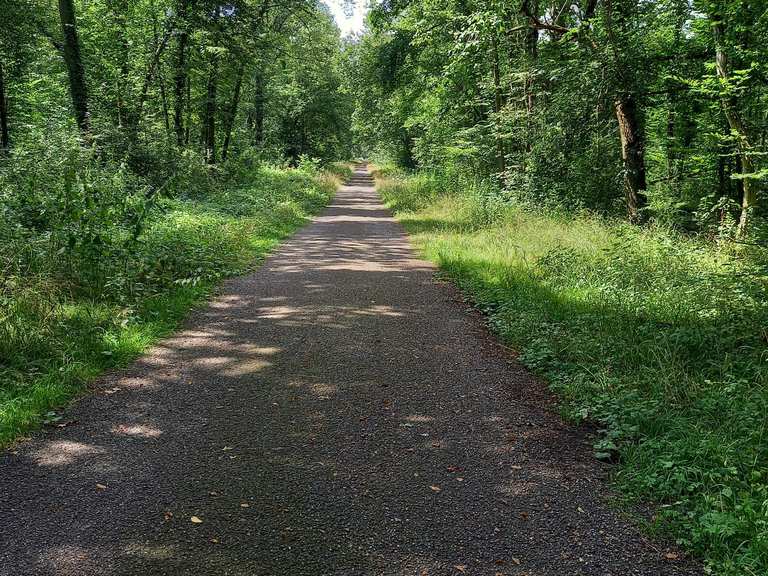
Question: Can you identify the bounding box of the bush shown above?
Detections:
[0,147,335,444]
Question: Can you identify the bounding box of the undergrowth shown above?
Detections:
[375,165,768,576]
[0,152,342,444]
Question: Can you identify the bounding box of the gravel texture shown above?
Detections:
[0,165,702,575]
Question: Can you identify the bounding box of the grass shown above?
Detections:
[0,163,343,445]
[375,166,768,576]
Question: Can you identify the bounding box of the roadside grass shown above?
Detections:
[375,167,768,576]
[0,164,339,445]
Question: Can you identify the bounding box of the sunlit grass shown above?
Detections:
[378,171,768,575]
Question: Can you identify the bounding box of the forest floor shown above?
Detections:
[0,165,701,575]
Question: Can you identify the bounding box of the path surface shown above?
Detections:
[0,166,699,576]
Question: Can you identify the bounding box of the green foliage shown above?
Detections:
[380,170,768,575]
[0,0,353,443]
[350,0,767,235]
[0,152,334,444]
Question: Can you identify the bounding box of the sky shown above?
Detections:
[324,0,368,36]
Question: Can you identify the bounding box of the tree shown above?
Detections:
[58,0,91,139]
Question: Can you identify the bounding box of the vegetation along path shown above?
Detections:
[0,165,700,575]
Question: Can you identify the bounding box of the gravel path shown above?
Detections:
[0,165,700,575]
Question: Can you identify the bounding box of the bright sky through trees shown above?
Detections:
[324,0,367,35]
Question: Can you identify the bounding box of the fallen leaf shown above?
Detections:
[577,506,585,513]
[519,512,529,521]
[665,552,679,560]
[446,465,462,473]
[95,483,107,490]
[430,485,442,492]
[453,566,467,574]
[210,537,220,544]
[190,516,203,524]
[163,511,173,521]
[456,477,464,482]
[222,446,234,451]
[511,557,521,565]
[240,503,250,508]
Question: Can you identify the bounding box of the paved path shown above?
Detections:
[0,165,699,575]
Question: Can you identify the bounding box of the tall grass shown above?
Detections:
[376,167,768,576]
[0,158,338,444]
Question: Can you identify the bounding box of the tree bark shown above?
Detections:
[203,56,218,164]
[491,34,505,176]
[665,95,675,180]
[222,62,245,162]
[250,68,265,146]
[107,0,130,127]
[58,0,91,139]
[524,0,538,118]
[184,75,191,145]
[173,0,189,146]
[712,16,757,237]
[614,93,647,221]
[0,59,9,154]
[131,20,173,130]
[153,15,171,134]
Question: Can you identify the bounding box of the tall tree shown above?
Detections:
[58,0,91,139]
[173,0,190,146]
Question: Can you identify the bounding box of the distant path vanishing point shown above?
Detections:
[0,164,701,575]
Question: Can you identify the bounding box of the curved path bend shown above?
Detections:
[0,165,700,575]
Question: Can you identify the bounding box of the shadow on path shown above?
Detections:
[0,165,701,575]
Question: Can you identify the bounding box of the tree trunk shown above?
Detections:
[251,68,265,146]
[131,20,173,130]
[108,0,130,127]
[665,90,677,180]
[58,0,91,139]
[184,75,191,145]
[614,93,647,221]
[203,57,218,164]
[173,0,189,146]
[0,59,9,154]
[524,0,538,117]
[491,34,505,176]
[222,62,245,162]
[712,16,757,237]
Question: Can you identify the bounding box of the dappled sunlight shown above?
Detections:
[0,166,682,576]
[31,440,106,467]
[497,480,541,497]
[405,414,434,423]
[111,423,163,439]
[108,375,156,391]
[221,357,273,377]
[39,545,99,574]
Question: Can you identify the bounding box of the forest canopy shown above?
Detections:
[347,0,768,238]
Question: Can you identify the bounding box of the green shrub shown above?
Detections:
[0,149,334,444]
